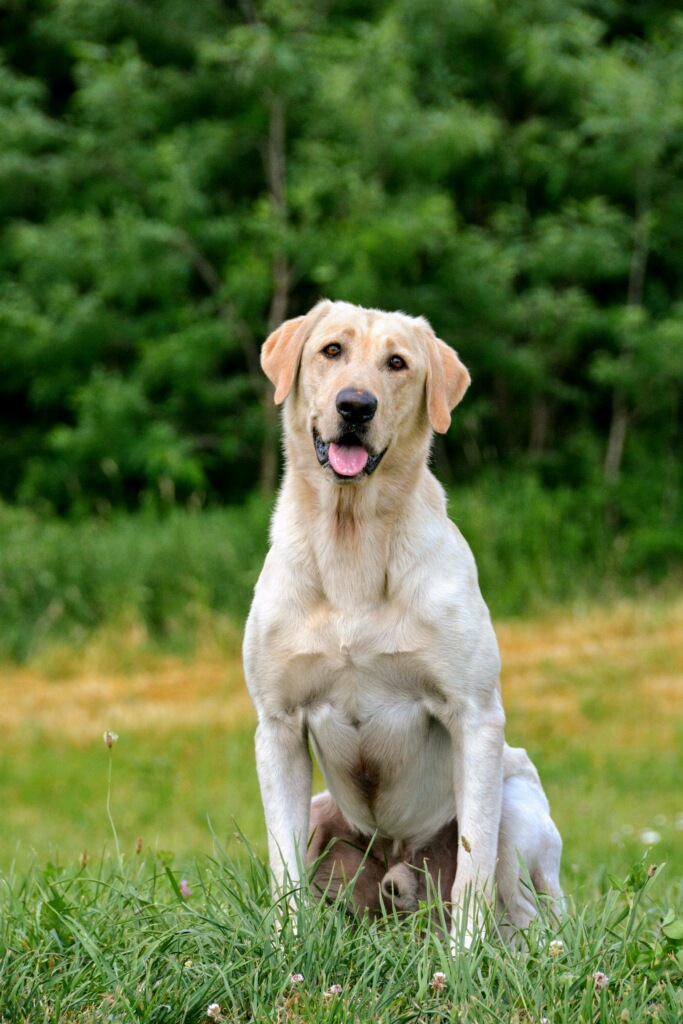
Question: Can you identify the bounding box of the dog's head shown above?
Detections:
[261,300,470,484]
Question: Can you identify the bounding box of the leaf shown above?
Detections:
[625,861,649,893]
[662,917,683,942]
[164,865,183,901]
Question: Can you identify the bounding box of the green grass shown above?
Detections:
[498,602,683,885]
[0,726,264,873]
[1,842,682,1023]
[0,497,271,662]
[2,709,681,889]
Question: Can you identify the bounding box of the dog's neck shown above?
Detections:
[277,438,440,610]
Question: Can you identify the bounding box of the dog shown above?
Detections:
[243,299,563,942]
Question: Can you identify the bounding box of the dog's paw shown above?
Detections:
[448,891,488,953]
[381,863,419,913]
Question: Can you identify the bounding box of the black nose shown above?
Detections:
[336,388,378,424]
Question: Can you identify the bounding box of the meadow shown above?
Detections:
[1,595,682,1023]
[1,596,682,880]
[1,490,682,1021]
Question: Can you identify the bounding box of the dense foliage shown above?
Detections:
[1,477,679,663]
[1,0,682,522]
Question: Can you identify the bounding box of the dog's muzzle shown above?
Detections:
[313,389,385,479]
[313,429,385,479]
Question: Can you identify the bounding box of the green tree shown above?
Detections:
[0,0,680,524]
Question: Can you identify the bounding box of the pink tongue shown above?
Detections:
[328,442,369,476]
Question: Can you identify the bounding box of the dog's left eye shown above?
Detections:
[388,355,407,371]
[322,343,342,358]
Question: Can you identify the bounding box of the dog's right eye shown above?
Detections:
[322,343,342,358]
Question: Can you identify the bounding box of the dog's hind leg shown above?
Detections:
[307,792,387,918]
[496,748,564,937]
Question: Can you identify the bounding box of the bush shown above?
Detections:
[0,496,271,661]
[0,471,680,662]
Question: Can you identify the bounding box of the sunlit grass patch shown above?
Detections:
[0,725,262,874]
[500,598,683,883]
[0,636,248,743]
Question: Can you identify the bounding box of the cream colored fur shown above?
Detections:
[243,300,563,943]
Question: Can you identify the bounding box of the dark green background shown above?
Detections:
[1,0,680,523]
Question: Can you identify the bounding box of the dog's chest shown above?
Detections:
[278,603,448,758]
[277,601,428,703]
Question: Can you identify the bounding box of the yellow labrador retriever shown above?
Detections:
[243,300,562,941]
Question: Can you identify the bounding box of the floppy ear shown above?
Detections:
[261,300,332,404]
[422,325,471,433]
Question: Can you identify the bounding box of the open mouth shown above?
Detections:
[313,430,385,479]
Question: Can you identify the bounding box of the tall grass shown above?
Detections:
[1,843,681,1024]
[0,497,270,662]
[0,472,681,663]
[450,472,683,615]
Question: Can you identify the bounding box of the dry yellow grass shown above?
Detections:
[2,595,680,744]
[0,648,253,744]
[499,597,683,710]
[499,596,683,750]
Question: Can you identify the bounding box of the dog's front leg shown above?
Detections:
[449,698,505,945]
[255,715,312,900]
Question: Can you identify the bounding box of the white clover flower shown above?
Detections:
[639,829,661,845]
[549,939,564,956]
[290,973,304,985]
[103,730,118,748]
[325,984,342,996]
[430,971,447,992]
[207,1002,222,1019]
[593,971,609,990]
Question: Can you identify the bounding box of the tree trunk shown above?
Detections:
[603,175,650,483]
[603,390,629,484]
[528,397,550,457]
[260,92,290,495]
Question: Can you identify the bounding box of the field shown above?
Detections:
[1,596,681,879]
[1,596,682,1023]
[1,496,682,1022]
